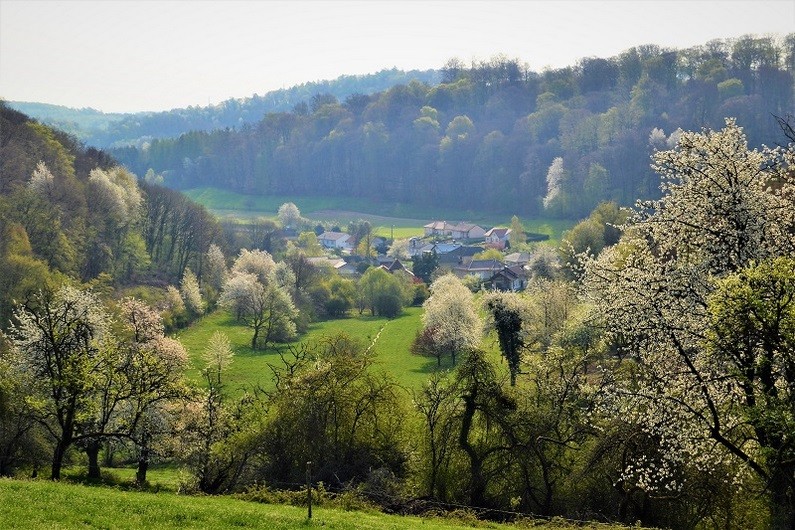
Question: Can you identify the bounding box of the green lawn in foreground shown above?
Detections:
[177,307,450,393]
[0,478,627,529]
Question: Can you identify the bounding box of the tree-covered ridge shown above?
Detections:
[6,68,440,148]
[0,102,221,325]
[112,34,794,220]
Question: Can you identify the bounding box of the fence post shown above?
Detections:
[306,460,312,519]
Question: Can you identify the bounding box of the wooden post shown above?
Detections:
[306,460,312,519]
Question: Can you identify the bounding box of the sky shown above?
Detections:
[1,0,793,114]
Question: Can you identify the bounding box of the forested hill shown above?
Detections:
[111,35,794,220]
[0,102,221,326]
[7,68,440,148]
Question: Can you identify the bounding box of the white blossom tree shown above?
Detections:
[28,161,56,199]
[9,286,113,480]
[219,271,298,350]
[542,157,568,212]
[583,119,795,528]
[230,248,276,284]
[180,268,205,315]
[277,202,302,228]
[422,274,482,365]
[204,244,228,293]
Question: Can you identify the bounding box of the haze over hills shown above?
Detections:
[6,34,795,221]
[107,35,794,220]
[6,68,440,148]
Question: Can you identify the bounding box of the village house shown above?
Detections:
[318,231,354,251]
[379,259,420,283]
[453,258,503,280]
[489,265,529,291]
[307,256,357,276]
[423,221,486,241]
[504,251,531,266]
[484,227,511,249]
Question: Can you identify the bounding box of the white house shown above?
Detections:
[484,227,511,249]
[319,231,353,250]
[423,221,486,241]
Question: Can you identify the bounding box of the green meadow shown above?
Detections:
[176,306,505,394]
[183,187,574,244]
[0,478,629,530]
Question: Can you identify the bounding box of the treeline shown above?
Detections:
[8,68,440,148]
[113,34,795,219]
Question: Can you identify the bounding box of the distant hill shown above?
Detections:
[6,68,440,148]
[110,35,795,220]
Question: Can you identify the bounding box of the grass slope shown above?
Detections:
[0,478,627,529]
[177,306,505,394]
[178,307,441,392]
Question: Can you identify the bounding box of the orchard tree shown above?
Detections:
[203,244,228,301]
[357,267,409,318]
[583,119,795,528]
[277,202,302,228]
[117,298,188,484]
[9,286,113,480]
[219,272,298,350]
[508,215,525,248]
[230,248,276,284]
[422,274,482,365]
[180,268,205,315]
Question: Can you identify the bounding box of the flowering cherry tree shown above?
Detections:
[422,274,481,366]
[583,119,795,528]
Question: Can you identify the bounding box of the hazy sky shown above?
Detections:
[1,0,793,113]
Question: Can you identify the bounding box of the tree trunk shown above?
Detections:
[51,440,68,480]
[251,326,259,350]
[769,468,795,530]
[136,453,149,485]
[136,429,151,485]
[85,440,102,479]
[459,391,486,507]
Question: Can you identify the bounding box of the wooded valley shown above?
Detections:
[1,33,795,529]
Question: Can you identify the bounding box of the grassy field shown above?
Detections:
[0,478,629,530]
[183,187,574,243]
[176,306,507,394]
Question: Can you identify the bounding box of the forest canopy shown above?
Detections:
[106,34,795,219]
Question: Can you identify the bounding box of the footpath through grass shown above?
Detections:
[177,306,465,393]
[0,478,629,530]
[177,306,510,394]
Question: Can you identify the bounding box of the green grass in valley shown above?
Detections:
[177,306,507,395]
[0,478,629,529]
[183,186,574,242]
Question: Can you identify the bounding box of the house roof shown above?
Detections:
[492,265,527,280]
[425,221,484,234]
[319,231,350,241]
[449,222,484,233]
[424,221,448,230]
[485,227,511,238]
[504,252,531,264]
[466,259,503,272]
[428,243,461,254]
[384,259,408,272]
[307,257,347,268]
